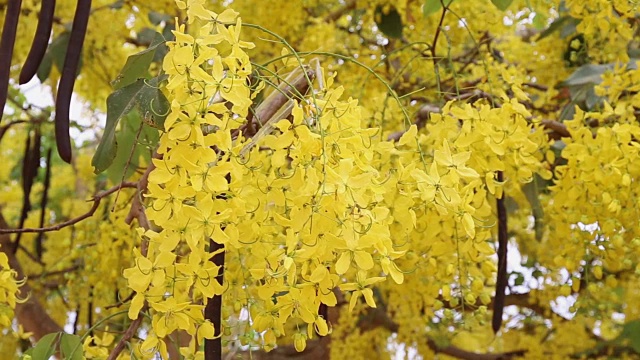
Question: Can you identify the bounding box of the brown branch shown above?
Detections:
[251,66,315,129]
[323,0,356,23]
[124,152,159,231]
[229,289,529,360]
[27,263,81,279]
[387,104,440,141]
[444,89,494,102]
[355,297,528,360]
[17,243,45,265]
[105,291,135,310]
[493,171,508,333]
[428,339,527,360]
[106,310,146,360]
[522,82,548,91]
[540,119,571,139]
[0,182,137,234]
[239,66,316,156]
[438,292,549,317]
[430,0,450,68]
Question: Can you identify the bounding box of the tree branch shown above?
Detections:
[323,0,356,23]
[428,339,527,360]
[387,104,440,141]
[540,119,571,139]
[493,171,508,333]
[0,181,137,235]
[106,312,146,360]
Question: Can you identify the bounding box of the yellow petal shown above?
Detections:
[128,293,145,320]
[398,125,417,147]
[335,252,351,274]
[353,251,374,270]
[361,288,377,308]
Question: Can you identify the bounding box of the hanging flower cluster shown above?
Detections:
[122,0,550,355]
[0,245,21,327]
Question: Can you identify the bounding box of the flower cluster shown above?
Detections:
[123,0,550,356]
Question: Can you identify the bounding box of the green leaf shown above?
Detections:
[106,111,158,183]
[50,32,71,72]
[532,13,546,30]
[92,77,167,174]
[522,177,545,241]
[60,333,83,360]
[513,272,525,286]
[490,0,513,11]
[136,75,170,129]
[537,16,571,40]
[618,320,640,353]
[136,27,158,46]
[423,0,453,17]
[20,347,33,360]
[35,33,84,82]
[36,50,53,83]
[31,332,60,360]
[559,18,580,38]
[560,63,627,111]
[111,32,165,90]
[504,196,519,214]
[149,11,172,25]
[109,0,124,9]
[584,86,604,110]
[157,23,175,62]
[559,64,613,87]
[375,6,403,39]
[92,80,145,173]
[50,33,84,76]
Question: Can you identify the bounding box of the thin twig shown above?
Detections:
[523,82,548,91]
[430,0,450,67]
[106,312,145,360]
[0,182,137,234]
[104,291,135,310]
[27,263,81,278]
[113,120,145,210]
[323,0,356,22]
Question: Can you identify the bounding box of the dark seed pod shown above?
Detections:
[22,127,41,208]
[19,0,56,85]
[20,129,33,208]
[14,127,40,253]
[36,148,53,260]
[0,0,23,124]
[55,0,92,163]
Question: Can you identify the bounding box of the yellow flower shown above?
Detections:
[339,271,386,312]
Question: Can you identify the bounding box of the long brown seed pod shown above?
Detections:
[14,127,40,253]
[19,0,56,85]
[35,148,53,260]
[23,127,41,210]
[55,0,91,163]
[0,0,23,124]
